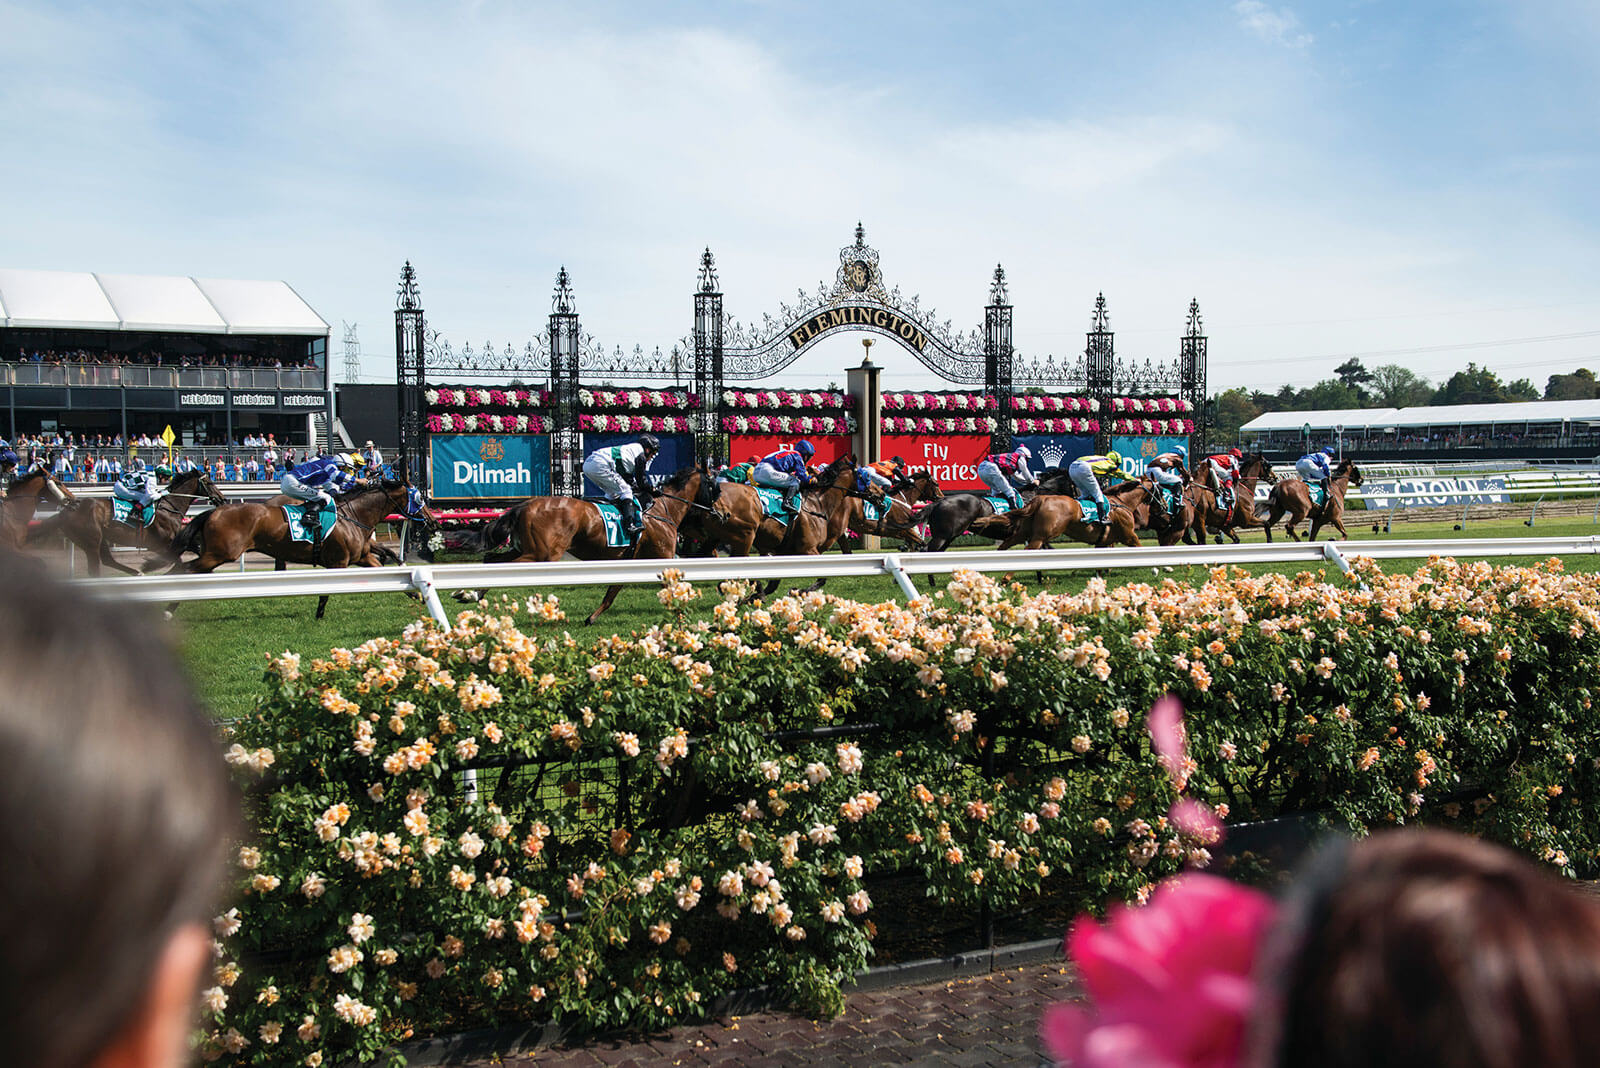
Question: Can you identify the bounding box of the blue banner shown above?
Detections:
[1012,434,1096,473]
[429,434,549,500]
[581,433,695,496]
[1361,476,1509,509]
[1111,435,1190,479]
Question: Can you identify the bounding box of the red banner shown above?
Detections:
[728,435,852,467]
[882,434,992,491]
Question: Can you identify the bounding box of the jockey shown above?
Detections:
[753,439,815,511]
[582,433,661,542]
[858,455,907,495]
[1297,445,1337,504]
[1068,451,1124,518]
[976,445,1036,509]
[113,463,172,516]
[0,448,18,492]
[1146,444,1189,520]
[281,453,358,535]
[1207,447,1244,512]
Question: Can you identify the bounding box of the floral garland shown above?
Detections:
[721,390,849,410]
[1111,396,1193,414]
[1009,395,1096,413]
[880,416,998,435]
[1013,417,1101,435]
[580,389,699,410]
[427,414,547,434]
[580,415,693,434]
[425,387,546,409]
[882,392,999,412]
[1110,418,1195,435]
[721,414,856,435]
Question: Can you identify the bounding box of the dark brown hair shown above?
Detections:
[1253,829,1600,1068]
[0,551,237,1066]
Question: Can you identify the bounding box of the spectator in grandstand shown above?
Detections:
[583,433,661,543]
[362,440,384,472]
[1066,450,1124,517]
[977,444,1037,510]
[242,455,260,480]
[752,438,816,512]
[0,552,237,1068]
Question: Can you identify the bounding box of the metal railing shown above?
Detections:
[73,536,1600,626]
[5,362,325,390]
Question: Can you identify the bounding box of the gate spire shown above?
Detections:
[394,261,427,502]
[693,248,725,464]
[548,268,581,496]
[1086,293,1115,451]
[985,264,1014,452]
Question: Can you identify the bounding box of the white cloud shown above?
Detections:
[1232,1,1314,48]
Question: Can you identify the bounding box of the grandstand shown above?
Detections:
[1239,398,1600,462]
[0,268,331,450]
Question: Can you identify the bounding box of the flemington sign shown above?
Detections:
[788,306,931,352]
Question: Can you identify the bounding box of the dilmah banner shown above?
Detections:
[429,434,549,500]
[581,433,694,497]
[1111,435,1190,479]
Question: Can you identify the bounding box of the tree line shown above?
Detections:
[1209,359,1600,439]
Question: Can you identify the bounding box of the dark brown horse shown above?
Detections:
[697,457,860,559]
[0,468,76,551]
[28,470,225,575]
[1106,478,1195,547]
[994,492,1143,550]
[166,479,434,618]
[1261,460,1363,542]
[1190,453,1277,544]
[829,469,944,552]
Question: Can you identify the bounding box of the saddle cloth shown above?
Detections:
[281,502,339,544]
[1308,481,1328,507]
[984,496,1014,516]
[589,501,631,548]
[862,498,888,523]
[111,499,157,527]
[754,486,797,525]
[1079,499,1106,523]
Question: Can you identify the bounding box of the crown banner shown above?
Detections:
[1111,435,1190,479]
[580,433,695,498]
[1011,434,1098,476]
[880,434,995,491]
[429,434,550,501]
[727,434,853,468]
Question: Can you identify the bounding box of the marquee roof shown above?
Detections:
[1240,398,1600,433]
[0,268,329,336]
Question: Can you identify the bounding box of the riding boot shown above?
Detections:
[780,485,799,513]
[619,498,643,543]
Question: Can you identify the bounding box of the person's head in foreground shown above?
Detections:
[0,551,236,1067]
[1046,828,1600,1068]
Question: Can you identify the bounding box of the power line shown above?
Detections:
[1220,330,1600,369]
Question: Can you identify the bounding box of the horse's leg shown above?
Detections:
[1328,509,1351,540]
[316,595,330,619]
[100,539,140,576]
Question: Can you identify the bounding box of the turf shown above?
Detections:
[174,513,1600,720]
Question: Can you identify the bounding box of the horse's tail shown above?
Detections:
[482,506,522,557]
[170,506,214,559]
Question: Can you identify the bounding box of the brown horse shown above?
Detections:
[697,457,860,559]
[1190,453,1278,544]
[28,470,225,575]
[995,492,1142,550]
[166,479,434,618]
[829,469,944,552]
[1106,478,1195,547]
[0,468,76,551]
[1261,460,1363,542]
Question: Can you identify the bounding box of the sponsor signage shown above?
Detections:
[1362,477,1509,509]
[179,391,227,408]
[786,306,931,352]
[1111,435,1190,479]
[881,434,993,491]
[728,434,852,468]
[1012,434,1097,474]
[282,393,327,409]
[429,434,549,500]
[231,392,279,408]
[124,389,179,410]
[581,433,695,497]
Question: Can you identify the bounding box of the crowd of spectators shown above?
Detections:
[10,347,317,369]
[1,430,386,483]
[1249,428,1600,453]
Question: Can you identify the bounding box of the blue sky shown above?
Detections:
[3,0,1599,395]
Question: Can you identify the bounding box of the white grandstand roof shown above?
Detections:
[1240,398,1600,433]
[0,268,328,336]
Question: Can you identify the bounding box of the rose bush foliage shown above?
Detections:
[203,558,1600,1064]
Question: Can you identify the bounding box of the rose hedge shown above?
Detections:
[720,414,857,436]
[1109,417,1194,435]
[202,558,1600,1064]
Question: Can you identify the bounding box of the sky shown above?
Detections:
[3,0,1599,397]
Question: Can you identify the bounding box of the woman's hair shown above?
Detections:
[0,551,237,1066]
[1252,829,1600,1068]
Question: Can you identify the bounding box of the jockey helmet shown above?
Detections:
[795,439,816,458]
[892,456,907,467]
[1230,447,1243,459]
[637,433,660,453]
[0,449,16,466]
[1322,445,1336,456]
[1106,450,1122,467]
[155,464,174,478]
[1014,444,1031,459]
[1173,444,1188,461]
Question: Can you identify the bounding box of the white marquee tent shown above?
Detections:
[0,268,328,336]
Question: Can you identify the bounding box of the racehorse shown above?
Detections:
[829,469,944,552]
[696,456,859,559]
[463,465,718,623]
[1191,453,1277,544]
[1260,460,1363,542]
[28,470,225,575]
[0,468,75,551]
[1105,477,1196,547]
[994,491,1143,551]
[165,479,433,618]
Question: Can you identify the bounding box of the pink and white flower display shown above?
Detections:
[1012,418,1101,435]
[721,415,856,435]
[426,387,547,409]
[1009,395,1095,413]
[579,389,700,410]
[721,390,850,409]
[1110,418,1194,435]
[879,416,998,435]
[882,392,999,412]
[580,415,693,434]
[427,414,548,434]
[1110,397,1193,414]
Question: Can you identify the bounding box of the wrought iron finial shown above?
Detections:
[553,267,576,314]
[854,221,866,248]
[397,261,421,311]
[989,264,1010,306]
[1092,292,1110,332]
[1186,298,1204,336]
[698,248,720,293]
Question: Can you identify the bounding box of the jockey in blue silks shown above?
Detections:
[281,454,359,542]
[753,439,816,511]
[1296,445,1336,503]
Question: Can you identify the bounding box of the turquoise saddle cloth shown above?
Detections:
[1308,482,1327,507]
[111,499,156,526]
[755,486,798,525]
[589,501,630,548]
[1078,498,1106,523]
[862,498,888,523]
[984,496,1014,516]
[281,502,338,543]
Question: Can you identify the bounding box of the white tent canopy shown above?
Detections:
[1240,398,1600,435]
[0,268,328,336]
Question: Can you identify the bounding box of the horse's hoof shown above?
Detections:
[162,610,173,621]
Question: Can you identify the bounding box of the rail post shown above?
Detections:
[880,554,921,601]
[409,566,451,626]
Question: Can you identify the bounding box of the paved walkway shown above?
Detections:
[472,959,1070,1067]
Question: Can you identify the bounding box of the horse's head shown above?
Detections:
[173,469,226,506]
[1340,461,1363,487]
[393,483,434,524]
[817,456,855,486]
[910,470,945,501]
[1241,453,1278,483]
